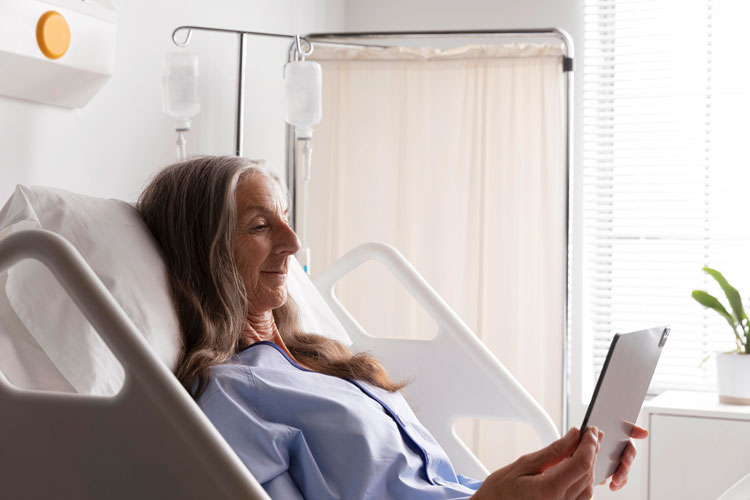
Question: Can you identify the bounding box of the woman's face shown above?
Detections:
[233,172,300,316]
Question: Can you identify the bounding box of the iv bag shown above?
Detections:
[162,51,200,129]
[284,60,322,138]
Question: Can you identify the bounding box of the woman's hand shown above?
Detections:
[471,426,603,500]
[599,424,648,491]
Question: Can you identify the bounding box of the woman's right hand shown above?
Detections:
[471,426,602,500]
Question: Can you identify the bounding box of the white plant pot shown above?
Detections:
[716,351,750,405]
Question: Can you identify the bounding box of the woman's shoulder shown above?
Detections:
[197,346,268,405]
[209,341,287,375]
[199,342,296,403]
[198,361,255,406]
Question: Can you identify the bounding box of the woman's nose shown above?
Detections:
[276,221,301,256]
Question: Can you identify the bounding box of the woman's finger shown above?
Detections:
[610,460,630,489]
[609,439,636,487]
[630,424,648,439]
[564,468,594,500]
[610,476,628,491]
[575,489,594,500]
[547,428,598,488]
[520,427,580,474]
[621,440,636,466]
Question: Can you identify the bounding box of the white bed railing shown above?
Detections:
[0,229,268,500]
[717,473,750,500]
[314,242,560,479]
[0,229,559,497]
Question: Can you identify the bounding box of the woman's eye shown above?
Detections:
[250,224,268,233]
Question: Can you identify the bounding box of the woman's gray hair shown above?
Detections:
[138,156,265,396]
[137,155,404,399]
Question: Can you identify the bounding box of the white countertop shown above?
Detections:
[643,390,750,420]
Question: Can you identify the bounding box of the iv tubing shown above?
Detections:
[300,137,313,274]
[176,129,187,161]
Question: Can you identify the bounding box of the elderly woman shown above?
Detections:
[137,156,645,500]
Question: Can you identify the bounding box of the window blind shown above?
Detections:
[583,0,750,393]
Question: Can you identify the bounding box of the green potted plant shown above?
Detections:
[692,267,750,405]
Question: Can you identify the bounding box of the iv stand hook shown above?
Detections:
[295,35,314,60]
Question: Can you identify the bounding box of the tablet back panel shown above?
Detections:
[582,325,669,484]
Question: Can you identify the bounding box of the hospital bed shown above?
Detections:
[0,186,558,498]
[2,188,747,500]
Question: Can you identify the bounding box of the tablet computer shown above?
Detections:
[581,325,670,484]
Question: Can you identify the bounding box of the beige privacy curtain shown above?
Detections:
[303,43,566,471]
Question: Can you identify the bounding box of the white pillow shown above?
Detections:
[0,185,351,396]
[1,186,181,395]
[287,256,352,346]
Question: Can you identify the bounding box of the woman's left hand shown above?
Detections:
[600,424,649,491]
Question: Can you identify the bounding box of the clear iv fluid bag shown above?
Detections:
[284,61,322,138]
[162,51,200,130]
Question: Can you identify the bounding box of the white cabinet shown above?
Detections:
[643,391,750,500]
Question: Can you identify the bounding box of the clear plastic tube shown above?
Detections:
[176,129,187,161]
[299,136,313,274]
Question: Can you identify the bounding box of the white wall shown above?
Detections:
[345,0,581,34]
[0,0,345,203]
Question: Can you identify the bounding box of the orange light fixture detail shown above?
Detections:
[36,11,70,60]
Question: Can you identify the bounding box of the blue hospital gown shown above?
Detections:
[198,341,483,499]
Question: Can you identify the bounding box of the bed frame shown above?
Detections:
[0,229,557,498]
